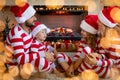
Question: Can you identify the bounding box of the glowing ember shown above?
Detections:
[15,0,28,7]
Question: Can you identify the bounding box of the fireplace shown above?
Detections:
[34,5,88,51]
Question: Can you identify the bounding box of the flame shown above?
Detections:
[66,28,73,33]
[15,0,28,7]
[110,7,120,23]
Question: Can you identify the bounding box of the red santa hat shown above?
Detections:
[10,3,36,23]
[80,15,98,34]
[31,22,50,38]
[98,6,117,28]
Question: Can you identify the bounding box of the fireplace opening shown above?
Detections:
[34,5,88,51]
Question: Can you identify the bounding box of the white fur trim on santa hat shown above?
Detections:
[80,20,97,34]
[84,46,92,54]
[98,11,117,28]
[15,6,36,23]
[32,24,50,37]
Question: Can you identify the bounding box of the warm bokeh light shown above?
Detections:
[104,0,115,6]
[23,63,34,75]
[0,61,6,73]
[15,0,28,7]
[0,73,3,80]
[106,29,120,45]
[0,20,5,32]
[85,0,97,12]
[45,0,64,9]
[100,37,111,48]
[0,0,6,11]
[81,70,99,80]
[0,55,6,63]
[8,66,19,77]
[116,76,120,80]
[75,0,86,5]
[20,69,31,79]
[114,0,120,6]
[115,49,120,56]
[4,45,14,58]
[3,73,14,80]
[20,63,34,79]
[110,7,120,23]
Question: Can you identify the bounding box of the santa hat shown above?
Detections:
[80,15,98,34]
[10,3,36,23]
[98,6,117,28]
[31,22,50,38]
